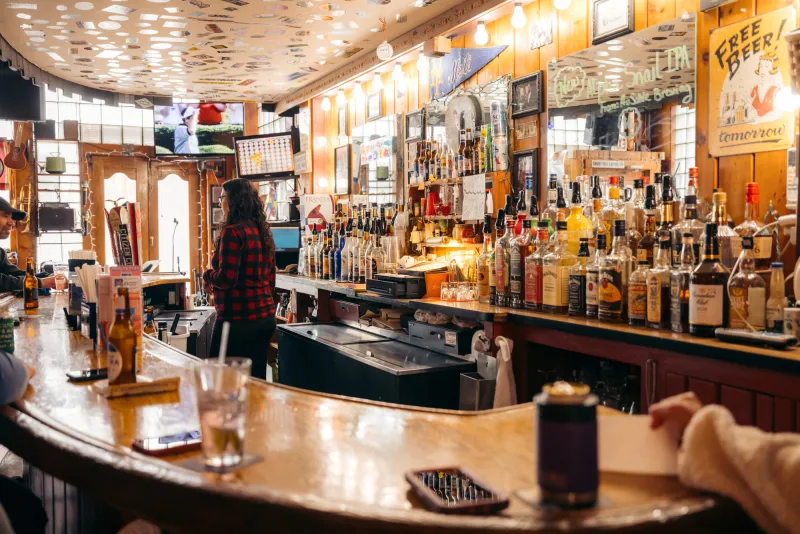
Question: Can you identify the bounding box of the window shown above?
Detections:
[547,115,592,178]
[157,174,191,273]
[258,109,291,134]
[671,105,696,196]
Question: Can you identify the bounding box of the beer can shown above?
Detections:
[534,382,598,508]
[493,135,508,171]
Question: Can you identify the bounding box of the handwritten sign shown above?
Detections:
[462,173,486,221]
[709,7,796,156]
[428,47,507,100]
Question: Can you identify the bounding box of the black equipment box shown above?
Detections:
[374,273,426,299]
[408,320,478,357]
[153,308,216,359]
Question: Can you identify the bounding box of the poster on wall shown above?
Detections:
[300,194,334,232]
[428,46,507,100]
[709,7,796,157]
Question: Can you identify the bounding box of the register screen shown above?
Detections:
[272,228,300,250]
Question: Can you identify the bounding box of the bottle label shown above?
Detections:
[729,235,743,261]
[767,301,784,329]
[586,270,598,308]
[689,284,724,327]
[646,276,662,323]
[489,257,497,289]
[526,262,541,305]
[670,277,682,325]
[753,235,772,260]
[629,282,647,319]
[478,264,490,297]
[568,274,586,313]
[510,247,523,295]
[323,254,330,276]
[748,287,766,329]
[495,248,505,290]
[636,248,648,264]
[543,266,569,307]
[728,286,748,329]
[598,268,624,313]
[107,345,122,382]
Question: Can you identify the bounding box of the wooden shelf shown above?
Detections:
[406,171,510,189]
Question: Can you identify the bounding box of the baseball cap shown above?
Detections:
[0,197,26,221]
[182,107,197,119]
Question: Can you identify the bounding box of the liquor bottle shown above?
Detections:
[510,219,533,309]
[657,174,675,259]
[568,238,590,316]
[321,229,331,280]
[628,260,648,327]
[458,130,467,177]
[489,209,504,305]
[653,173,663,224]
[566,182,592,256]
[477,215,493,304]
[309,224,319,279]
[728,236,766,330]
[670,233,695,333]
[367,222,385,280]
[556,186,569,221]
[495,207,515,307]
[703,191,741,269]
[525,221,550,310]
[359,220,372,284]
[341,219,353,282]
[598,220,629,322]
[514,191,527,236]
[472,127,480,173]
[464,128,474,177]
[23,257,38,310]
[646,234,672,329]
[541,175,559,232]
[542,221,576,314]
[484,122,494,173]
[671,193,704,266]
[766,262,788,332]
[686,167,711,222]
[298,235,308,276]
[600,177,625,253]
[585,233,606,318]
[734,183,773,271]
[637,185,658,268]
[626,178,646,237]
[589,178,605,254]
[430,140,438,181]
[334,223,345,281]
[689,223,730,337]
[108,287,137,385]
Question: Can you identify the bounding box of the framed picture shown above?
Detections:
[334,144,351,195]
[405,109,425,144]
[590,0,634,45]
[367,90,383,121]
[210,184,223,205]
[511,71,543,119]
[212,207,225,225]
[337,105,348,137]
[512,148,539,195]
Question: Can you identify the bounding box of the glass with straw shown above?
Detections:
[193,322,251,468]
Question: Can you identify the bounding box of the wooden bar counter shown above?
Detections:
[0,294,753,533]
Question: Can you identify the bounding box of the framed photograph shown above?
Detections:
[210,185,223,205]
[337,105,348,137]
[212,207,225,225]
[334,144,351,195]
[367,90,383,121]
[405,109,425,143]
[511,71,543,119]
[591,0,634,45]
[512,148,539,195]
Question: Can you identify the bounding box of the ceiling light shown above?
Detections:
[474,22,489,45]
[321,96,331,111]
[554,0,570,10]
[354,80,363,100]
[372,72,383,91]
[336,88,346,106]
[317,177,328,188]
[392,61,402,81]
[511,3,526,29]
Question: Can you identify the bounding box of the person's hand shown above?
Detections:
[39,276,56,289]
[649,391,703,443]
[24,362,35,379]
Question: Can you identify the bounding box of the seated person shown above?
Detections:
[0,199,55,292]
[650,392,800,534]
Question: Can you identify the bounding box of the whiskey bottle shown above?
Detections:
[728,236,766,330]
[309,224,319,279]
[646,234,672,329]
[464,128,474,176]
[637,185,658,267]
[477,215,493,304]
[599,177,625,253]
[108,287,137,385]
[568,238,590,316]
[515,191,527,236]
[556,185,569,222]
[458,130,467,177]
[765,262,788,332]
[489,209,504,305]
[495,208,515,307]
[334,223,346,282]
[541,175,559,233]
[628,260,648,327]
[689,223,730,337]
[525,221,550,310]
[733,182,773,271]
[598,220,629,322]
[670,233,695,333]
[657,174,675,262]
[703,191,741,269]
[671,193,704,266]
[542,221,576,314]
[23,257,38,310]
[585,232,606,318]
[322,229,332,280]
[510,219,533,309]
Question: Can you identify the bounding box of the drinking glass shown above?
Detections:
[54,264,69,292]
[193,358,251,468]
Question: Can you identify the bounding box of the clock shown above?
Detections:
[444,95,484,152]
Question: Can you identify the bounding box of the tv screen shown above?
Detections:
[154,102,244,155]
[234,133,295,179]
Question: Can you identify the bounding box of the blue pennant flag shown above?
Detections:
[428,46,508,100]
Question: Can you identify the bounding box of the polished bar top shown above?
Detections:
[0,294,741,533]
[141,273,191,288]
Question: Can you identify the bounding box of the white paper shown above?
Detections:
[598,415,678,475]
[462,173,485,221]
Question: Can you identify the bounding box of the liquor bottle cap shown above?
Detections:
[644,184,657,209]
[523,219,532,229]
[613,219,626,233]
[683,232,694,238]
[684,195,697,205]
[772,262,784,268]
[571,182,581,203]
[712,191,726,204]
[745,182,760,203]
[495,209,505,228]
[538,220,550,228]
[634,178,644,188]
[608,176,618,185]
[654,172,663,183]
[504,194,515,216]
[742,236,753,249]
[483,214,492,233]
[529,196,539,216]
[556,221,567,230]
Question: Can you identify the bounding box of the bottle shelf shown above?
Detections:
[406,171,510,189]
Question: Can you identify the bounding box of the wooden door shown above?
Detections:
[149,162,201,291]
[88,155,150,266]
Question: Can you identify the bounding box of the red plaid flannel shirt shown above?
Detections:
[203,220,276,321]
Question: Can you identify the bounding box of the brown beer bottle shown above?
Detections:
[108,287,137,385]
[23,257,38,310]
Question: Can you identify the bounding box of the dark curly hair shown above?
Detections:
[217,178,274,257]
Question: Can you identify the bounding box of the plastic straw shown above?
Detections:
[218,321,230,365]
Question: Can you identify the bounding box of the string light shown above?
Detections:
[474,22,489,45]
[392,62,403,81]
[321,96,331,111]
[511,3,527,28]
[372,72,383,91]
[354,80,364,100]
[336,88,347,106]
[554,0,570,10]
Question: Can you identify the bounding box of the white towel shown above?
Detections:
[493,336,516,408]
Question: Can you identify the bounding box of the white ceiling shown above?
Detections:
[0,0,463,102]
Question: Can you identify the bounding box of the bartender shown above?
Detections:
[0,198,55,291]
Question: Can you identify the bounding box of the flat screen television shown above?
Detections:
[154,102,243,155]
[234,132,296,180]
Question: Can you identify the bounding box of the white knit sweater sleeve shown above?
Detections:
[678,405,800,534]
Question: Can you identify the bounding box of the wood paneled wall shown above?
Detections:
[310,0,799,228]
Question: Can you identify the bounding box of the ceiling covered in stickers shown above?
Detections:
[0,0,463,102]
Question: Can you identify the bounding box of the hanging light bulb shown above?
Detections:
[392,61,403,81]
[336,88,346,106]
[416,52,427,72]
[395,70,406,93]
[321,96,331,111]
[372,72,383,91]
[511,3,526,28]
[474,22,489,45]
[553,0,571,10]
[354,80,364,100]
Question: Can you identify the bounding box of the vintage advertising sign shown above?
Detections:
[428,46,507,100]
[709,7,796,157]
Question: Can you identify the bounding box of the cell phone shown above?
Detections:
[715,328,799,349]
[66,368,108,382]
[132,431,202,457]
[405,467,509,515]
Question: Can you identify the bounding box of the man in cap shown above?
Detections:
[0,198,55,291]
[174,105,199,155]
